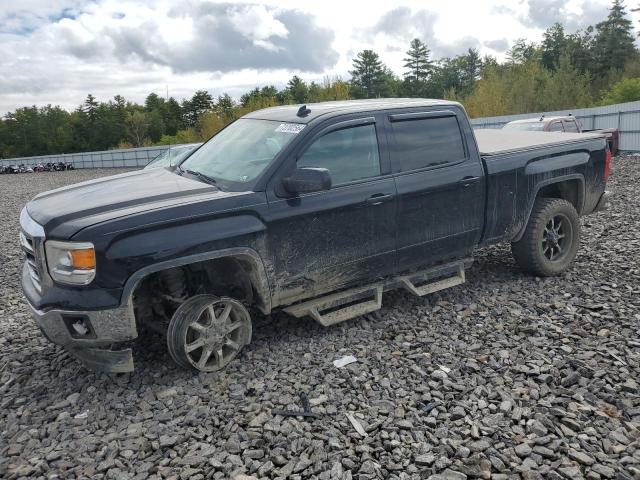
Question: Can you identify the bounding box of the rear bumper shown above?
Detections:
[27,299,137,373]
[592,190,612,213]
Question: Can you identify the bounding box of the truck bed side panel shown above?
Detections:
[480,137,606,245]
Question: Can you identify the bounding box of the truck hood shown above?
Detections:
[27,168,250,238]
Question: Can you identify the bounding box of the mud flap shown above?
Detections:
[67,346,134,373]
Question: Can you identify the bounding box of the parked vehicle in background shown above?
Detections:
[145,143,202,169]
[20,99,612,374]
[52,162,73,171]
[0,161,74,173]
[502,115,619,154]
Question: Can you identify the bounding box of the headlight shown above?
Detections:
[45,240,96,285]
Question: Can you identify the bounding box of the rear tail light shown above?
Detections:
[604,148,612,181]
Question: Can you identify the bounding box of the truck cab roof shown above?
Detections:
[244,98,460,124]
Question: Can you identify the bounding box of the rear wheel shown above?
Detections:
[511,198,580,276]
[167,294,252,372]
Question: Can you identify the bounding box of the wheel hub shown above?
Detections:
[541,214,571,262]
[203,327,225,345]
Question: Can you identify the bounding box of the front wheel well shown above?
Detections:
[131,256,269,330]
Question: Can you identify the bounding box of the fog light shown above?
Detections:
[63,315,95,339]
[72,319,89,336]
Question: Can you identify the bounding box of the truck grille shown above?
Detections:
[20,230,42,293]
[19,208,46,294]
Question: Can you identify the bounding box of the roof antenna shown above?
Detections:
[297,105,311,117]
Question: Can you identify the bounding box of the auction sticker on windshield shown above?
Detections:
[275,123,305,134]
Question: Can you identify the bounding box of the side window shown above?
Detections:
[549,122,564,132]
[297,124,381,185]
[564,120,579,132]
[389,115,466,173]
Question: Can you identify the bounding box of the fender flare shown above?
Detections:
[511,174,585,243]
[119,247,272,313]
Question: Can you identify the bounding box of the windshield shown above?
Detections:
[145,144,200,169]
[502,122,545,131]
[180,119,303,188]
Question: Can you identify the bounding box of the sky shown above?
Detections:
[0,0,636,114]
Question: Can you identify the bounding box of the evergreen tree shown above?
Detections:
[564,28,596,75]
[403,38,433,83]
[182,90,213,127]
[240,88,262,107]
[460,48,482,95]
[541,23,567,70]
[593,0,637,74]
[260,86,278,98]
[164,97,183,135]
[83,94,99,122]
[144,93,165,112]
[350,50,387,98]
[286,75,309,103]
[506,39,539,64]
[215,94,235,121]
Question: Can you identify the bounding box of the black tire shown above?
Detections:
[511,198,581,277]
[167,294,252,372]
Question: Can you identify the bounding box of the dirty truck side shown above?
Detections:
[20,99,612,373]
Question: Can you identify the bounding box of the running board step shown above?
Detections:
[399,263,466,297]
[284,284,383,327]
[284,259,470,326]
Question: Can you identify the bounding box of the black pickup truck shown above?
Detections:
[20,99,612,373]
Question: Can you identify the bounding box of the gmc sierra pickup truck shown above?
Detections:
[20,99,612,373]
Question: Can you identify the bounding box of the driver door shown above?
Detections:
[264,116,397,306]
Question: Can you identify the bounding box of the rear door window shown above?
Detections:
[389,115,466,173]
[549,122,564,132]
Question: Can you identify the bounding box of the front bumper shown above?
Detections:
[593,190,612,213]
[27,295,137,373]
[20,207,137,373]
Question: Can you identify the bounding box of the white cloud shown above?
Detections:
[0,0,630,114]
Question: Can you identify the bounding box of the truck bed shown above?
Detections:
[475,128,607,247]
[475,129,606,156]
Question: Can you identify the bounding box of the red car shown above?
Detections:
[503,115,619,155]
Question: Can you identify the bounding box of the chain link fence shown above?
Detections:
[0,145,171,169]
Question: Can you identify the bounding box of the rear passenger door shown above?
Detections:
[387,109,485,271]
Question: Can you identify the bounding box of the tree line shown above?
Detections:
[1,0,639,159]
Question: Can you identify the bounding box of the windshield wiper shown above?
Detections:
[180,166,218,186]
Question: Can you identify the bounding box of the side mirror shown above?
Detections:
[282,167,332,195]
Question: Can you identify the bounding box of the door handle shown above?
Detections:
[459,176,481,188]
[366,193,394,205]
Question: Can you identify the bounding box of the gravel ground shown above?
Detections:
[0,159,639,480]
